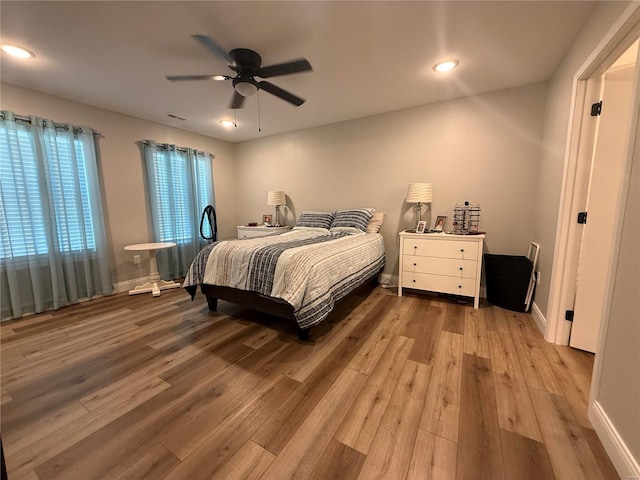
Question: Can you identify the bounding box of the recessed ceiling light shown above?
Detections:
[433,59,459,73]
[219,120,235,127]
[2,45,35,59]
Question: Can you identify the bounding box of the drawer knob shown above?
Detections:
[458,285,462,289]
[414,245,418,249]
[412,279,416,283]
[459,267,463,271]
[413,263,417,266]
[460,249,465,253]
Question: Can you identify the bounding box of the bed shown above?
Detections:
[183,209,386,340]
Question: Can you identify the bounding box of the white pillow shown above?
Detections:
[366,212,384,233]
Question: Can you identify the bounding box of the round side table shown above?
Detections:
[124,242,181,297]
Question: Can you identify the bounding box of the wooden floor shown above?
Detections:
[0,285,619,480]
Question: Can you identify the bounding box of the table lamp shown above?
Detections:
[406,183,433,223]
[267,190,286,226]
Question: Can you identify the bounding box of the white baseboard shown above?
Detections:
[589,400,640,479]
[113,276,151,294]
[531,301,547,336]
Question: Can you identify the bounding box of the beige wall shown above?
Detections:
[597,102,639,468]
[532,1,632,316]
[1,83,237,286]
[532,1,639,472]
[1,82,547,288]
[235,83,548,281]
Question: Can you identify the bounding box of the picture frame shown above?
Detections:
[433,215,447,232]
[416,220,427,233]
[262,214,273,226]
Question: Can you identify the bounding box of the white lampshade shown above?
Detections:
[406,183,433,203]
[267,190,286,206]
[235,80,258,97]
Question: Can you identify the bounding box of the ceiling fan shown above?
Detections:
[166,35,313,109]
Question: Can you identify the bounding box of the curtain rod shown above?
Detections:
[140,140,214,158]
[0,112,101,135]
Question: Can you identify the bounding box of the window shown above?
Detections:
[144,146,213,244]
[44,134,96,252]
[1,112,112,319]
[141,141,214,278]
[193,154,215,240]
[0,120,96,259]
[150,147,191,242]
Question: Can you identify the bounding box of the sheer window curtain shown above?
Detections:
[0,111,112,320]
[141,141,214,279]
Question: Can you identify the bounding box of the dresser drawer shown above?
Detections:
[401,272,476,297]
[402,256,477,279]
[402,237,479,260]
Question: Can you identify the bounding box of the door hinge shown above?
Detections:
[591,101,602,116]
[577,212,588,224]
[565,310,575,322]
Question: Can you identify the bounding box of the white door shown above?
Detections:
[570,42,638,352]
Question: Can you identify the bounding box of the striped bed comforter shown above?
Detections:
[183,229,385,328]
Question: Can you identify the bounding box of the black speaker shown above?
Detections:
[484,254,534,312]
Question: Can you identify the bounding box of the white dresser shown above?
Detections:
[236,225,291,239]
[398,231,485,308]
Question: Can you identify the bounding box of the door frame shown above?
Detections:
[546,4,640,346]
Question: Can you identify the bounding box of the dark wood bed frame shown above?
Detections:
[199,269,381,341]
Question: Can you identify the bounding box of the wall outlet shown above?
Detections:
[536,271,541,285]
[133,254,141,265]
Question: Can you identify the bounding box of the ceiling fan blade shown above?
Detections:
[258,81,305,106]
[191,34,233,65]
[165,74,229,81]
[229,90,245,109]
[256,59,312,78]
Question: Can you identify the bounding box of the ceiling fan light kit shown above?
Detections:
[166,34,313,111]
[233,78,258,97]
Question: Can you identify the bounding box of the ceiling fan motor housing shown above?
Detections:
[229,48,262,72]
[230,49,262,96]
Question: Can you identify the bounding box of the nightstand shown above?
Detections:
[236,225,291,239]
[398,231,485,308]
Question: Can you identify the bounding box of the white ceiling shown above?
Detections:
[1,1,595,143]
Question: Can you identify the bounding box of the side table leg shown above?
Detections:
[128,247,181,296]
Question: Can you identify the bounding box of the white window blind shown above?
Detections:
[194,154,214,239]
[147,147,213,244]
[0,121,96,259]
